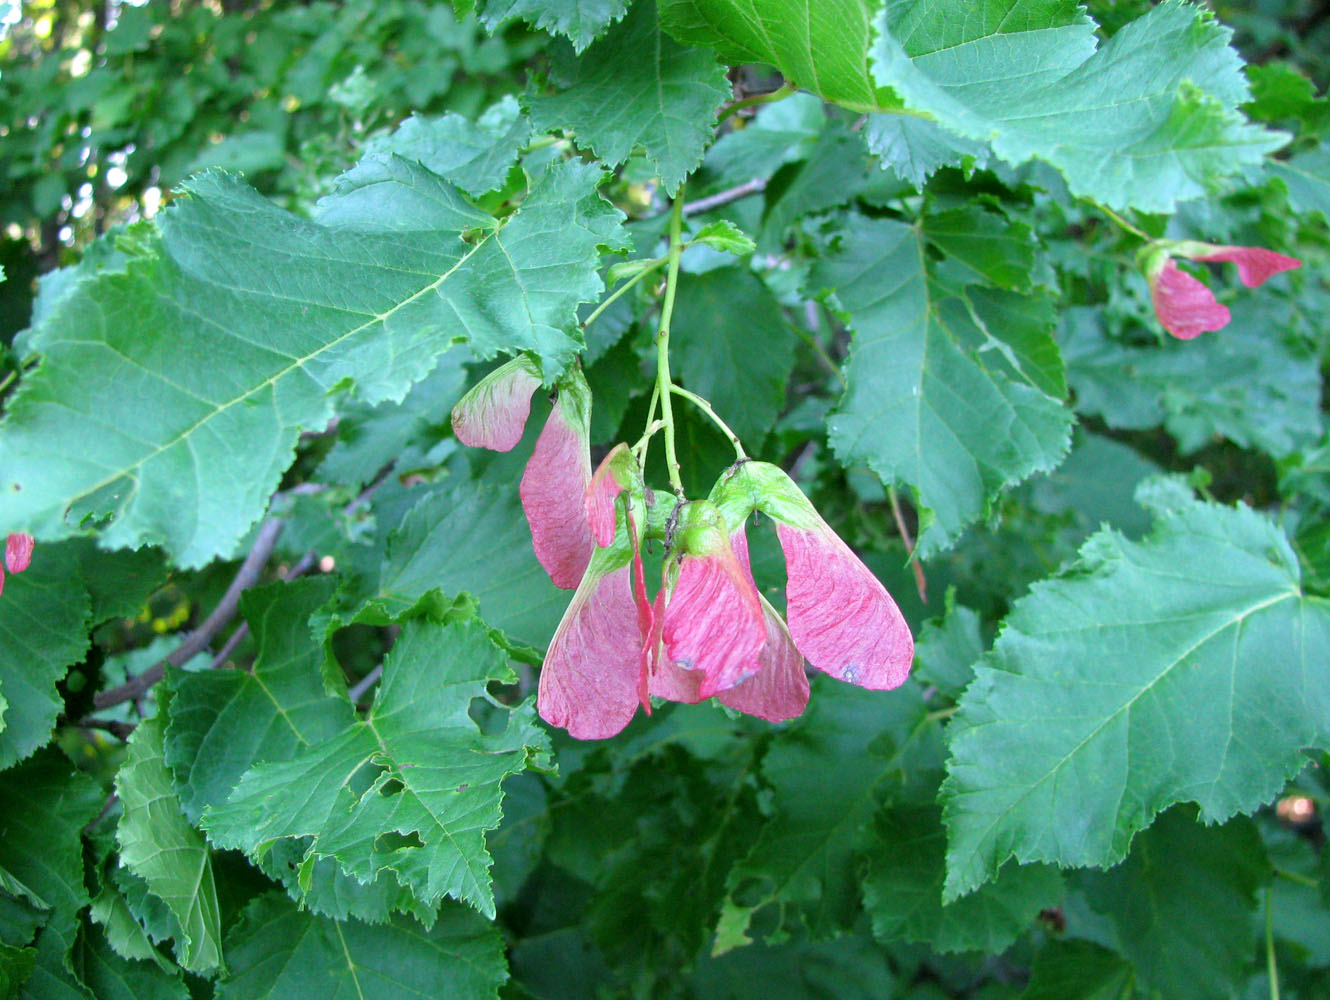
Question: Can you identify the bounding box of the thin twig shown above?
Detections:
[76,716,137,740]
[682,178,767,216]
[85,792,119,834]
[348,665,384,704]
[888,486,927,604]
[209,550,319,670]
[93,518,288,709]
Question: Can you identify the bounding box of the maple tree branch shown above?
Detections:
[93,516,287,709]
[209,549,319,669]
[682,178,767,216]
[75,715,137,740]
[348,664,384,704]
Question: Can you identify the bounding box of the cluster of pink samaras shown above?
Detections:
[1146,241,1300,340]
[451,357,913,740]
[0,533,34,598]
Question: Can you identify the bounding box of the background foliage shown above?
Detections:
[1,0,1329,997]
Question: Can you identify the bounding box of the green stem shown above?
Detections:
[524,133,567,152]
[717,81,797,125]
[1095,202,1150,240]
[0,369,15,396]
[924,706,958,723]
[656,195,687,493]
[1266,887,1280,1000]
[633,382,662,461]
[1273,867,1318,889]
[583,257,667,331]
[670,385,745,459]
[792,320,844,386]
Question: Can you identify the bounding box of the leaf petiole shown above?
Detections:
[655,194,687,492]
[669,384,745,460]
[583,256,668,330]
[633,382,662,463]
[1094,202,1151,240]
[717,80,797,125]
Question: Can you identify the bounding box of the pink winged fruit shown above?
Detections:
[536,453,912,740]
[451,355,594,589]
[1143,241,1300,340]
[0,533,34,599]
[710,461,914,690]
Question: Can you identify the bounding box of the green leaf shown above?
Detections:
[0,544,91,770]
[336,96,531,199]
[202,617,548,919]
[658,0,880,110]
[339,477,568,650]
[1064,300,1322,460]
[690,219,755,257]
[0,161,626,567]
[871,1,1284,212]
[941,493,1330,899]
[89,883,168,968]
[1078,808,1266,1000]
[257,839,435,927]
[922,207,1035,293]
[1245,63,1330,136]
[690,934,898,998]
[671,267,796,448]
[114,713,223,973]
[715,680,941,949]
[319,355,470,488]
[1270,144,1330,221]
[913,600,983,701]
[71,542,167,623]
[0,752,103,1000]
[216,893,507,1000]
[813,215,1072,554]
[863,804,1062,954]
[1027,430,1161,544]
[529,0,729,194]
[0,942,37,1000]
[163,578,352,824]
[757,121,870,252]
[77,926,188,1000]
[862,114,987,189]
[480,0,629,52]
[106,867,183,959]
[1019,940,1135,1000]
[693,91,826,194]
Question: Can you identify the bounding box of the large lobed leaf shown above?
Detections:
[812,213,1071,554]
[862,804,1062,955]
[202,616,548,919]
[659,0,880,110]
[0,544,90,770]
[871,1,1284,211]
[479,0,630,52]
[216,892,507,1000]
[530,0,730,194]
[0,159,626,567]
[714,680,942,950]
[941,489,1330,899]
[115,713,223,972]
[336,476,570,651]
[0,752,104,1000]
[163,578,353,824]
[661,0,1282,210]
[1063,300,1322,461]
[1077,807,1267,1000]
